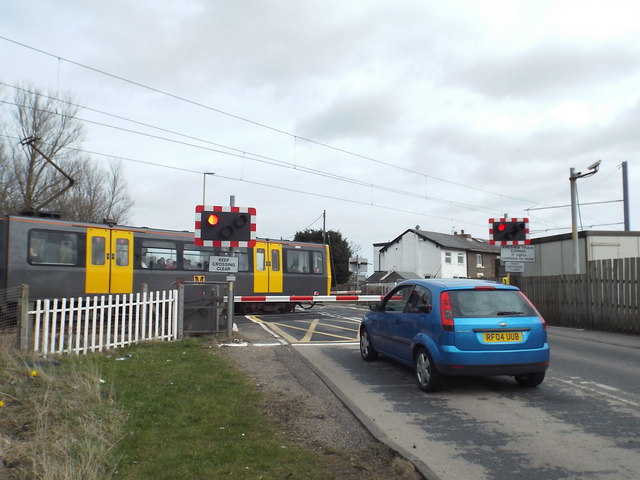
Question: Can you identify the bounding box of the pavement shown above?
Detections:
[233,316,439,480]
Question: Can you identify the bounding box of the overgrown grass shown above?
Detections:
[0,335,123,480]
[1,336,340,479]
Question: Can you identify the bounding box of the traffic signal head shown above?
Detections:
[489,218,529,245]
[195,206,256,247]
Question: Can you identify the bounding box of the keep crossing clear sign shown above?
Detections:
[209,256,239,273]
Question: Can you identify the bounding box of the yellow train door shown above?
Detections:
[85,228,134,294]
[253,241,283,293]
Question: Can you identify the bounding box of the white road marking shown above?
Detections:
[553,377,639,408]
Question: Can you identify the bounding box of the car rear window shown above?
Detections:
[448,289,537,318]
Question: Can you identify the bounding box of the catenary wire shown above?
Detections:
[0,98,508,217]
[2,131,602,233]
[2,38,616,232]
[0,35,542,206]
[0,132,487,227]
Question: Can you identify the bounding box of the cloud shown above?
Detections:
[447,42,640,100]
[295,88,405,141]
[2,0,639,253]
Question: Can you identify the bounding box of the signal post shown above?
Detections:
[194,204,256,337]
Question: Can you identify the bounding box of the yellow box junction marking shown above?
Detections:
[249,315,358,344]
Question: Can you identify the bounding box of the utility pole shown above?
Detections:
[202,172,214,206]
[569,161,601,275]
[570,167,580,274]
[227,194,236,337]
[622,161,630,231]
[322,210,326,244]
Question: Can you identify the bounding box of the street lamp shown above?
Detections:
[569,160,600,274]
[202,172,215,206]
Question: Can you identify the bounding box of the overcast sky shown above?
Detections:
[1,0,638,268]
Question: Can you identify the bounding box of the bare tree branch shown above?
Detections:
[0,83,133,222]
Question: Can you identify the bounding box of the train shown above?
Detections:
[0,214,333,324]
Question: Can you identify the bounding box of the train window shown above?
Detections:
[256,248,266,271]
[140,240,177,269]
[182,246,249,272]
[217,247,249,272]
[271,249,280,272]
[235,251,249,272]
[91,236,106,265]
[286,250,311,274]
[115,238,129,266]
[183,249,208,271]
[312,251,323,274]
[29,230,79,265]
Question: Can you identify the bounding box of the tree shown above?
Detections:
[294,228,353,286]
[61,159,133,223]
[0,84,133,223]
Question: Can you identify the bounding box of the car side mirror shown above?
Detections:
[369,302,382,311]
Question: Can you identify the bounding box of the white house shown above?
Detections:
[372,228,500,279]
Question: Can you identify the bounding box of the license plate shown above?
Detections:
[483,331,522,343]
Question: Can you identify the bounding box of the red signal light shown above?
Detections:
[497,223,507,232]
[207,214,220,226]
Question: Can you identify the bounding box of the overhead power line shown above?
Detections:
[526,199,623,211]
[1,95,506,217]
[0,35,540,207]
[531,222,624,234]
[0,132,488,228]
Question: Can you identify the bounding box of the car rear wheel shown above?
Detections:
[414,347,443,392]
[515,371,546,387]
[360,327,378,361]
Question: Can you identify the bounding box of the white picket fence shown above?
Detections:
[30,290,179,355]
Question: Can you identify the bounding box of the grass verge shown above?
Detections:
[101,336,334,479]
[1,335,343,479]
[0,335,123,480]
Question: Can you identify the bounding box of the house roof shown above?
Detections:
[378,229,499,254]
[366,270,421,283]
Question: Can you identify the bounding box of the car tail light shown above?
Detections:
[440,291,454,331]
[474,286,496,291]
[518,291,547,329]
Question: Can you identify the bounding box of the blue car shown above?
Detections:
[360,279,549,392]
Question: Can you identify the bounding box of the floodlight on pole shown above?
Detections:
[202,172,215,206]
[569,161,601,274]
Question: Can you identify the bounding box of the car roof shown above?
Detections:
[398,278,519,291]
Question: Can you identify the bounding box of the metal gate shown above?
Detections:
[180,281,231,334]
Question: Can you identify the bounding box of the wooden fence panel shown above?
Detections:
[514,258,640,334]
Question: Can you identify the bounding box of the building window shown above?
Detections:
[477,254,484,268]
[445,251,452,264]
[457,252,465,265]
